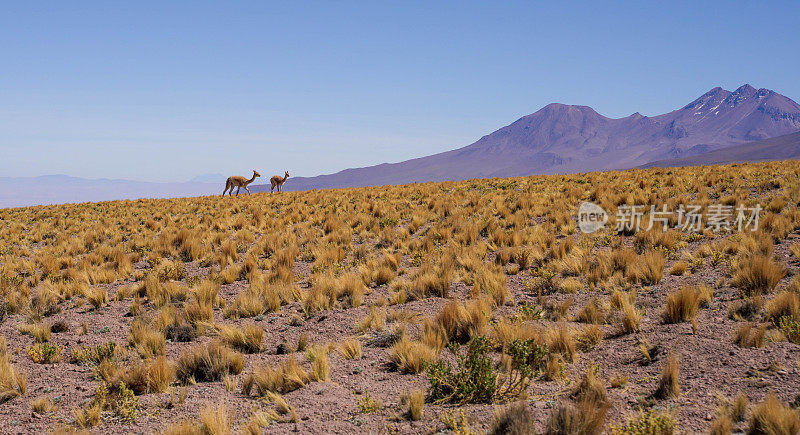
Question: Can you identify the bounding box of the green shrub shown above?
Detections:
[505,338,549,379]
[426,336,497,404]
[778,316,800,344]
[27,342,62,364]
[611,410,676,435]
[71,342,117,366]
[356,390,381,414]
[94,381,139,423]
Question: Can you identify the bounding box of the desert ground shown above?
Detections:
[1,161,800,434]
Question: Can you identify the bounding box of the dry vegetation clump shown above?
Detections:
[654,354,680,399]
[544,398,608,435]
[216,323,264,354]
[389,335,438,374]
[241,356,311,395]
[611,410,676,434]
[747,393,800,435]
[0,337,27,403]
[0,161,799,432]
[731,254,787,296]
[176,341,244,383]
[733,323,768,348]
[489,401,535,435]
[662,286,712,324]
[435,297,492,344]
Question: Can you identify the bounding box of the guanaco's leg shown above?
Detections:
[245,186,251,194]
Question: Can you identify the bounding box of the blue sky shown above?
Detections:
[2,1,799,182]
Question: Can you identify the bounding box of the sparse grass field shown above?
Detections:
[1,161,800,433]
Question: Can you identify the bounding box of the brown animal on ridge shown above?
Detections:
[271,171,290,193]
[222,170,260,196]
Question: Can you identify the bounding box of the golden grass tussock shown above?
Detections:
[575,325,603,352]
[1,341,28,403]
[544,397,608,435]
[545,322,577,363]
[129,318,166,358]
[748,393,800,435]
[619,301,641,334]
[731,254,787,296]
[765,291,800,323]
[241,356,310,395]
[489,401,534,435]
[575,297,608,325]
[217,323,264,354]
[176,341,244,383]
[338,339,362,359]
[731,392,749,422]
[628,250,665,285]
[654,354,680,399]
[733,322,767,348]
[435,297,491,344]
[403,389,425,421]
[662,286,711,324]
[389,335,438,374]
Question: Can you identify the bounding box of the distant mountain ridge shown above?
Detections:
[0,175,218,208]
[6,84,800,208]
[254,84,800,191]
[639,131,800,168]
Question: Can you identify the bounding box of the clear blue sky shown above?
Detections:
[2,1,799,182]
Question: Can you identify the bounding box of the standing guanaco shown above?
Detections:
[222,170,260,196]
[270,171,290,193]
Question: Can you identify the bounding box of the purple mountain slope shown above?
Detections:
[255,84,800,191]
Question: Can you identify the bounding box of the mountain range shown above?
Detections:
[255,84,800,191]
[640,130,800,169]
[3,84,799,208]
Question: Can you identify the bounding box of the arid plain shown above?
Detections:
[2,161,800,434]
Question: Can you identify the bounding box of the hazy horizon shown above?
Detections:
[3,1,800,182]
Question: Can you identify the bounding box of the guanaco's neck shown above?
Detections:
[247,173,257,184]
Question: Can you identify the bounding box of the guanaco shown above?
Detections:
[222,170,260,196]
[270,171,290,193]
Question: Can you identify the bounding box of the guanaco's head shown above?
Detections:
[285,171,290,178]
[253,170,261,178]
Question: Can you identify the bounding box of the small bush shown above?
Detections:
[356,390,381,414]
[27,342,62,364]
[778,316,800,344]
[610,410,676,435]
[71,342,117,366]
[426,336,498,404]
